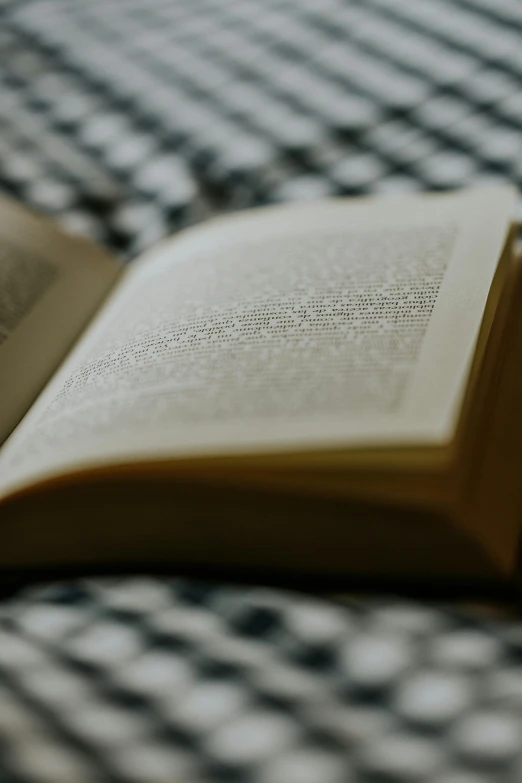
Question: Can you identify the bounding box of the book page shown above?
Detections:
[0,188,514,497]
[0,194,121,445]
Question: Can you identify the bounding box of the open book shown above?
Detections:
[1,187,521,585]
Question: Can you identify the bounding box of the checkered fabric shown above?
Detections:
[1,0,522,780]
[3,579,522,783]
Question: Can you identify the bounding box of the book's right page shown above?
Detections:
[0,187,515,498]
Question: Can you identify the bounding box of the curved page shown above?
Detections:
[0,188,515,497]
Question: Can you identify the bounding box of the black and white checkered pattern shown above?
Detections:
[1,0,521,258]
[1,0,522,780]
[2,579,522,783]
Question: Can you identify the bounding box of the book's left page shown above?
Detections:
[0,194,121,444]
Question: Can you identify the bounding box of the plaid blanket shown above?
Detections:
[1,0,522,781]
